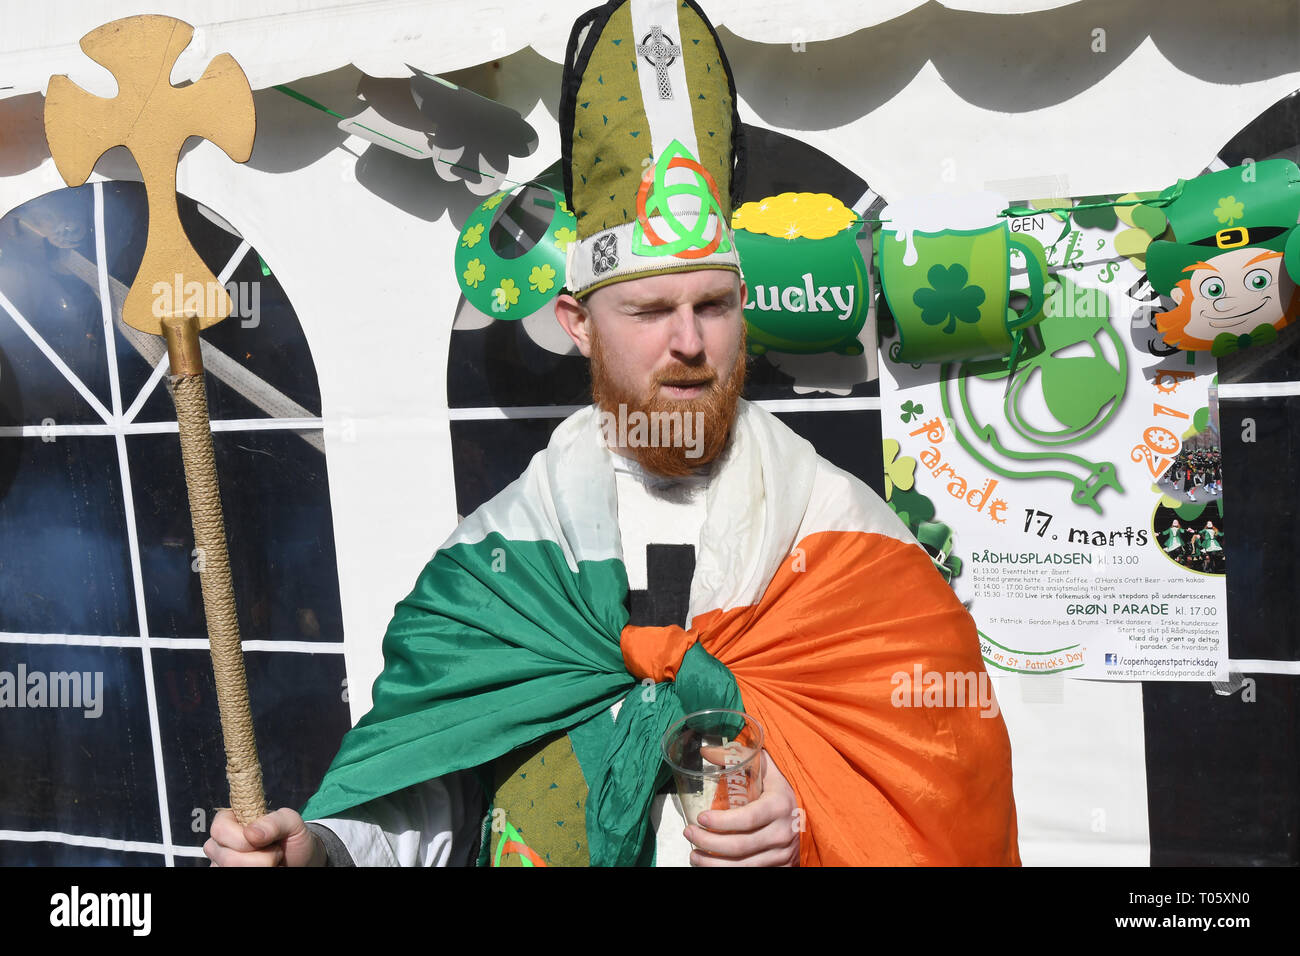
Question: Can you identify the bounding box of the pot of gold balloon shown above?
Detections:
[731,192,869,356]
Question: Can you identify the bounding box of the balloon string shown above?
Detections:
[282,81,1280,240]
[853,182,1186,237]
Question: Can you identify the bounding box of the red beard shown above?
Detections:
[589,322,747,478]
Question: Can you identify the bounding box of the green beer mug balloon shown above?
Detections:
[732,192,869,355]
[879,211,1054,364]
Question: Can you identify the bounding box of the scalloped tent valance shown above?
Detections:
[0,0,1082,99]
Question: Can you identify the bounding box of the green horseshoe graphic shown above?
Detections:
[939,276,1126,514]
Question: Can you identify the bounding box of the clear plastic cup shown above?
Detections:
[661,709,764,827]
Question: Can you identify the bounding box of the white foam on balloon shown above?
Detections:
[881,191,1009,267]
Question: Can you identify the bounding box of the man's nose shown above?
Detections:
[1212,295,1242,313]
[667,307,706,358]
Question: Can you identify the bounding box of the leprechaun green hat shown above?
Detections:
[559,0,745,298]
[1145,158,1300,295]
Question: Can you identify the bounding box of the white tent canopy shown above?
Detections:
[4,0,1084,97]
[4,0,1297,199]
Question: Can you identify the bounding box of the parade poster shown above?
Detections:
[878,193,1229,681]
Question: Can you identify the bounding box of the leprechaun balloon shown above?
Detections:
[1147,159,1300,356]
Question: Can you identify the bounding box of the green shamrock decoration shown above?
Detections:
[1213,195,1244,226]
[1071,195,1119,232]
[553,226,577,252]
[879,448,961,586]
[528,264,557,294]
[913,263,985,335]
[915,520,963,583]
[463,258,486,288]
[886,484,935,532]
[1112,191,1168,269]
[882,439,917,499]
[493,278,520,310]
[900,399,925,423]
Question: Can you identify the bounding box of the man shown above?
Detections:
[209,269,806,867]
[205,0,1019,867]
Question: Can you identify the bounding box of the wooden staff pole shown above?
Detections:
[164,314,266,823]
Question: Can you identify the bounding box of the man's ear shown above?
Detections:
[1170,286,1184,306]
[554,293,593,358]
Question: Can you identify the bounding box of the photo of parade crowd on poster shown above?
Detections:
[1161,447,1223,503]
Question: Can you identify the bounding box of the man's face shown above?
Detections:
[557,269,747,476]
[1173,247,1293,341]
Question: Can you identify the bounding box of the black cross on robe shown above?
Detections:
[625,543,695,627]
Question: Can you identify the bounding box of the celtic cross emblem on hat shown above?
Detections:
[632,139,731,259]
[637,24,681,100]
[592,233,620,275]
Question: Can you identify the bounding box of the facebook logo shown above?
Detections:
[1105,653,1118,665]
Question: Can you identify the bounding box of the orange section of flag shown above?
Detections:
[623,530,1020,866]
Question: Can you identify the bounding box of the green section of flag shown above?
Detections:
[302,531,740,866]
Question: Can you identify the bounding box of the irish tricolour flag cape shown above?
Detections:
[303,401,1020,865]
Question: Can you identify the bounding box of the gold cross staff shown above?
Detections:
[44,15,267,825]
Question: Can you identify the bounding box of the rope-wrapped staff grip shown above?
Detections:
[163,313,267,825]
